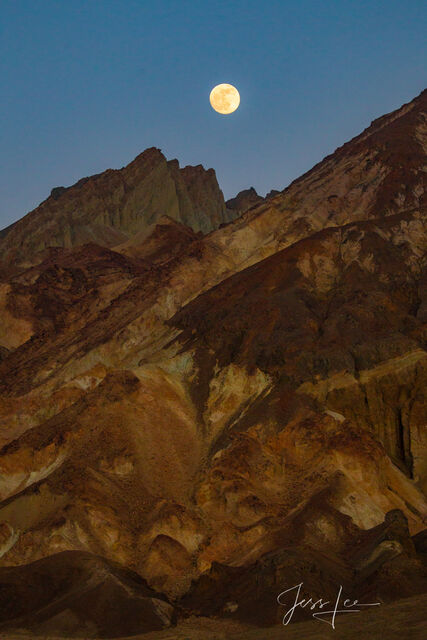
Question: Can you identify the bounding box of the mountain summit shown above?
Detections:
[0,147,238,264]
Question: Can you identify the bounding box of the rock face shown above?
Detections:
[0,89,426,636]
[0,551,174,637]
[226,187,263,213]
[226,187,279,215]
[0,148,236,265]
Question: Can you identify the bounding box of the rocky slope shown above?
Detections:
[0,89,426,637]
[0,148,237,266]
[0,551,174,637]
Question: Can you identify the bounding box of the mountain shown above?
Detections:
[226,187,280,214]
[0,89,426,638]
[226,187,264,213]
[0,148,237,266]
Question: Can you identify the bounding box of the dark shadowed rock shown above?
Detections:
[226,187,263,213]
[0,551,174,637]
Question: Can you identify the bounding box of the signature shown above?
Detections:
[277,583,381,629]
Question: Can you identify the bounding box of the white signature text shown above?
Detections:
[277,583,381,629]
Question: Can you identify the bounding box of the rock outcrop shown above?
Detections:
[0,551,174,637]
[226,187,263,213]
[0,88,426,635]
[226,187,280,215]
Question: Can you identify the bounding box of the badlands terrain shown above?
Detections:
[0,89,426,638]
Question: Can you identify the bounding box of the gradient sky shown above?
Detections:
[1,0,426,228]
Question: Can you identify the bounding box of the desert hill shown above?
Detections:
[0,89,425,637]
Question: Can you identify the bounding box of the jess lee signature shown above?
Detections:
[277,583,381,629]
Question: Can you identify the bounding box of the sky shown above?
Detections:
[1,0,426,229]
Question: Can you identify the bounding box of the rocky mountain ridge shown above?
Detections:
[0,148,237,266]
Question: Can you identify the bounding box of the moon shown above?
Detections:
[210,83,240,114]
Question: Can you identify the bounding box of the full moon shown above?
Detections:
[209,83,240,114]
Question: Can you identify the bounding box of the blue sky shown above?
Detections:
[1,0,426,227]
